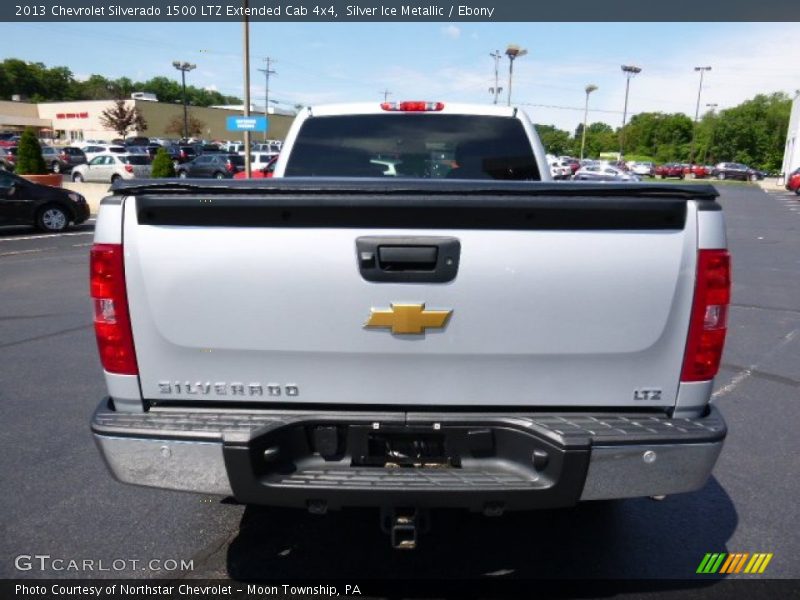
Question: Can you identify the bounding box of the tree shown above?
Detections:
[15,128,47,175]
[164,114,206,138]
[98,100,147,139]
[535,124,572,156]
[150,147,176,178]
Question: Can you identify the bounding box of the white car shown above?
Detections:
[574,164,641,182]
[629,161,655,177]
[82,144,127,162]
[71,153,152,183]
[250,152,279,169]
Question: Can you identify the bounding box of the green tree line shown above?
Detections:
[0,58,241,107]
[536,91,792,171]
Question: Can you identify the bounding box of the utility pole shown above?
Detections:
[489,50,502,104]
[242,0,251,177]
[257,57,276,142]
[689,66,712,166]
[581,84,598,160]
[619,64,642,159]
[381,89,392,102]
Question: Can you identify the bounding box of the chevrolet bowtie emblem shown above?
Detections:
[365,303,453,335]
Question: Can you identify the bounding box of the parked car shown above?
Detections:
[39,146,67,173]
[785,168,800,194]
[0,168,89,231]
[573,164,641,182]
[683,164,710,179]
[125,136,151,147]
[655,163,685,179]
[629,161,655,177]
[71,153,152,183]
[233,154,279,179]
[176,154,245,179]
[0,146,17,171]
[55,147,88,172]
[0,133,20,148]
[713,162,762,182]
[83,145,127,162]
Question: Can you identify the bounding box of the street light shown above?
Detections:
[619,64,642,158]
[172,61,196,140]
[689,66,712,166]
[580,84,598,160]
[505,45,527,107]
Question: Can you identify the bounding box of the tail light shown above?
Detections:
[124,164,133,173]
[681,249,731,382]
[59,153,68,161]
[180,150,187,159]
[90,244,138,375]
[226,162,235,172]
[381,101,445,112]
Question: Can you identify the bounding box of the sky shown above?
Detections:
[3,21,799,132]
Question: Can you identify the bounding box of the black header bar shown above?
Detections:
[3,0,799,22]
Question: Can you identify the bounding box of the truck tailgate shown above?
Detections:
[119,180,711,409]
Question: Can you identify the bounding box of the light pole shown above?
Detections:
[689,66,712,166]
[619,64,641,159]
[505,45,527,107]
[242,0,251,177]
[489,50,502,104]
[580,84,598,160]
[172,61,196,140]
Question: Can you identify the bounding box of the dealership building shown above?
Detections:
[782,92,800,178]
[0,98,294,143]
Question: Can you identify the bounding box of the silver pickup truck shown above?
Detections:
[90,102,729,548]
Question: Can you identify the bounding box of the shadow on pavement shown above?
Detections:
[225,477,736,595]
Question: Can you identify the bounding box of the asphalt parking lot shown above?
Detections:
[1,185,799,588]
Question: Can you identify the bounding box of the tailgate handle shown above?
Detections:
[378,246,438,271]
[356,236,460,283]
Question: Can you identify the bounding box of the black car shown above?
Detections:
[176,154,245,179]
[0,169,90,232]
[168,144,198,165]
[124,136,151,147]
[713,162,763,182]
[56,146,88,172]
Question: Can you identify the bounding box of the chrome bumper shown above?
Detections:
[92,399,726,505]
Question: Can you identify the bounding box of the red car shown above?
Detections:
[684,164,709,179]
[233,155,278,179]
[786,168,800,195]
[655,163,685,179]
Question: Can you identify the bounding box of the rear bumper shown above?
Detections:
[91,400,726,511]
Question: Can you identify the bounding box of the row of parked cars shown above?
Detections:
[547,154,768,183]
[0,133,283,182]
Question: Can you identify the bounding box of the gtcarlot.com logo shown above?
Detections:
[14,554,194,572]
[696,552,773,575]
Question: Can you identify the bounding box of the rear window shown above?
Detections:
[229,155,245,166]
[120,155,151,165]
[284,114,540,180]
[109,146,126,153]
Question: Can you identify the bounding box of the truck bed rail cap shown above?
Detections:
[112,178,720,201]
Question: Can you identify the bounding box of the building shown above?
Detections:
[781,92,800,179]
[0,98,295,143]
